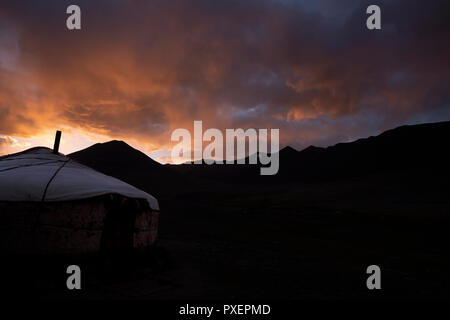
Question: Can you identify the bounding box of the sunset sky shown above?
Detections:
[1,0,449,163]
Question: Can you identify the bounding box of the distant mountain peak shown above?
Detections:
[279,146,299,158]
[302,145,322,151]
[103,139,127,145]
[299,145,325,154]
[69,139,161,169]
[280,146,298,153]
[97,140,133,149]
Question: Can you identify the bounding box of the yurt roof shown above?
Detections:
[0,147,159,210]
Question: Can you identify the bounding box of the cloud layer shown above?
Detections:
[1,0,450,160]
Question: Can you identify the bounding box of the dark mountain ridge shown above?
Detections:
[69,121,450,190]
[170,121,450,182]
[282,121,450,180]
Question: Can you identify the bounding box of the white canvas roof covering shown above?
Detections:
[0,147,159,210]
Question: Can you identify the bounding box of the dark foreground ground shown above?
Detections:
[3,172,450,300]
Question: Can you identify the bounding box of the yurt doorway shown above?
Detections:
[101,195,138,252]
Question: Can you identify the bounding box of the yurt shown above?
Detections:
[0,136,159,254]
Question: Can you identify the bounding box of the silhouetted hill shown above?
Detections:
[167,121,450,183]
[279,145,299,158]
[278,121,450,180]
[69,140,183,199]
[69,140,161,171]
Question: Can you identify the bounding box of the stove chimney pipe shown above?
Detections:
[53,130,62,154]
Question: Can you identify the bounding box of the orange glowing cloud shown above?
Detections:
[1,0,449,161]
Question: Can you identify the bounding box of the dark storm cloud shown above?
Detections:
[0,0,449,154]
